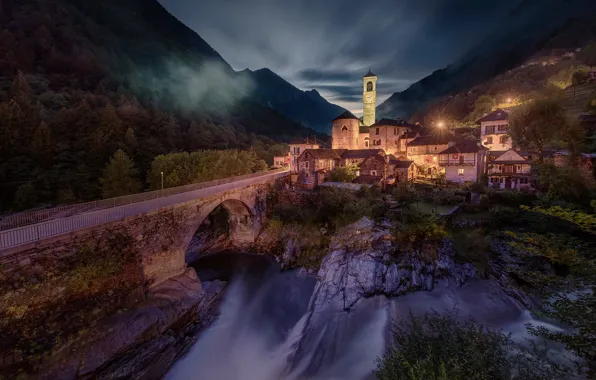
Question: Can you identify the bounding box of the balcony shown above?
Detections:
[439,159,476,167]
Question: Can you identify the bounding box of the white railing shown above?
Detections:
[0,169,289,250]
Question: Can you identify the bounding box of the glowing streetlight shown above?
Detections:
[437,121,445,128]
[507,97,512,103]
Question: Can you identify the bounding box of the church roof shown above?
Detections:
[363,69,376,78]
[332,110,359,121]
[370,118,418,128]
[475,108,509,124]
[408,134,452,146]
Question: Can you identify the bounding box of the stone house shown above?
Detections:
[297,149,345,189]
[487,149,533,190]
[388,156,415,183]
[368,118,419,157]
[476,108,512,151]
[406,134,451,177]
[438,140,487,184]
[340,149,386,167]
[289,138,320,172]
[358,154,386,178]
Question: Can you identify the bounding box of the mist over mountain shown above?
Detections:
[377,0,596,119]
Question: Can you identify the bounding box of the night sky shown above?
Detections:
[158,0,522,114]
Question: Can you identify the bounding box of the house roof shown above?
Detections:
[492,149,530,164]
[341,149,384,159]
[439,140,486,154]
[332,110,360,121]
[302,148,345,160]
[475,108,509,124]
[404,131,420,139]
[353,175,382,184]
[392,160,414,169]
[363,69,376,78]
[359,126,370,134]
[408,134,452,146]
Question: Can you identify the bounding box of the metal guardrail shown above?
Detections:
[0,169,289,250]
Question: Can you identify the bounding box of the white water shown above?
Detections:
[167,264,570,380]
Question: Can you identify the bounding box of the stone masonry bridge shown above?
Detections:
[0,169,289,286]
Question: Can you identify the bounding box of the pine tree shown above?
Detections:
[124,126,138,150]
[100,149,141,198]
[31,120,52,159]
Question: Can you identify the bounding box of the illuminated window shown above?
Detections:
[486,136,493,144]
[458,168,464,176]
[371,170,377,176]
[500,135,509,144]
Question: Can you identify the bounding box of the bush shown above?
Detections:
[451,229,491,275]
[392,211,447,259]
[487,189,535,207]
[328,164,359,183]
[375,312,571,380]
[489,205,520,226]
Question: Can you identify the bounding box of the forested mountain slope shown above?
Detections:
[0,0,324,211]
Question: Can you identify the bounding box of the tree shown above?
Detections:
[124,127,138,150]
[328,164,359,183]
[13,182,38,211]
[31,120,53,160]
[99,150,141,198]
[579,42,596,68]
[509,99,573,163]
[468,95,496,121]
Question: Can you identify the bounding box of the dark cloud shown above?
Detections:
[158,0,523,113]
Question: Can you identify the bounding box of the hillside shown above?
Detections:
[377,0,596,119]
[0,0,325,211]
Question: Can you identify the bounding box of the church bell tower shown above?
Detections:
[362,69,377,127]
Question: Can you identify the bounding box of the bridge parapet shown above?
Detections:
[0,170,288,251]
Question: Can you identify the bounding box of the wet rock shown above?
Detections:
[308,218,477,315]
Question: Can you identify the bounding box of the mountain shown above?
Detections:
[241,68,346,133]
[377,0,596,119]
[0,0,326,211]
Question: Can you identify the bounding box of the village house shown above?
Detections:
[388,156,415,183]
[296,149,345,189]
[487,149,534,190]
[477,109,513,151]
[273,153,291,169]
[340,149,386,167]
[367,118,419,157]
[354,154,386,186]
[438,139,487,184]
[406,134,451,178]
[289,138,320,172]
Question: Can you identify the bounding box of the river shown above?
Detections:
[166,252,570,380]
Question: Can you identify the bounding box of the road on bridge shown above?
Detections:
[0,169,289,250]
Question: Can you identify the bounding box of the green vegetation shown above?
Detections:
[0,229,144,376]
[547,65,591,89]
[375,312,570,380]
[328,164,359,183]
[509,98,581,162]
[0,0,320,212]
[147,149,267,189]
[100,149,141,198]
[391,210,447,260]
[450,228,491,275]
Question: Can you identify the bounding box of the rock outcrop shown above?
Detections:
[38,269,225,380]
[308,218,477,315]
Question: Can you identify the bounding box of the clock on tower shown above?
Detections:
[362,70,377,127]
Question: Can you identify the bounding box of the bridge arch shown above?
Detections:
[182,197,258,264]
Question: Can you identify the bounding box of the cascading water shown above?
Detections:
[167,253,573,380]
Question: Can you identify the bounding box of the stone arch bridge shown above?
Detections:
[0,170,289,286]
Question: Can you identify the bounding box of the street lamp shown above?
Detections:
[160,172,164,191]
[437,121,445,129]
[507,97,512,103]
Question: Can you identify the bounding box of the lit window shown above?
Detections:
[500,136,509,144]
[486,136,493,144]
[371,170,377,176]
[458,168,464,176]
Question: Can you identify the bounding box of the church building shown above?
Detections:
[331,70,418,157]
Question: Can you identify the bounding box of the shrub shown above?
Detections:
[392,211,447,259]
[375,312,571,380]
[328,164,359,183]
[451,229,491,275]
[487,189,535,207]
[489,205,520,226]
